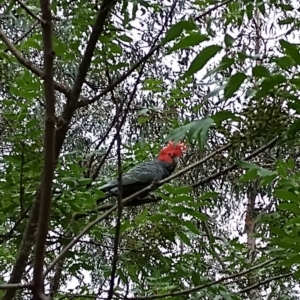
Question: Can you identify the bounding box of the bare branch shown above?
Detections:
[194,0,234,21]
[77,44,161,108]
[33,0,56,297]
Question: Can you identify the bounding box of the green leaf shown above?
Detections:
[205,84,227,99]
[164,185,191,195]
[183,220,199,234]
[246,3,254,20]
[239,169,259,182]
[118,35,133,43]
[204,57,234,79]
[280,40,300,65]
[224,72,247,99]
[177,231,192,246]
[183,45,222,78]
[274,190,299,202]
[26,119,39,128]
[163,20,197,44]
[212,110,241,125]
[200,192,219,200]
[166,117,214,147]
[110,43,122,54]
[278,203,300,213]
[166,33,208,54]
[237,161,261,170]
[224,34,235,48]
[273,56,294,69]
[252,65,270,78]
[278,17,295,25]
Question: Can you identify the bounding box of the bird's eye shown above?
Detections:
[168,152,173,157]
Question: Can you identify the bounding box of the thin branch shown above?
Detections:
[4,21,38,53]
[64,0,118,113]
[0,283,32,291]
[191,136,279,188]
[43,199,127,278]
[239,272,293,293]
[1,188,43,300]
[0,205,32,244]
[46,140,232,275]
[77,0,232,108]
[33,0,56,298]
[126,258,277,300]
[0,29,69,96]
[77,44,161,108]
[194,0,233,22]
[15,0,46,24]
[107,108,123,300]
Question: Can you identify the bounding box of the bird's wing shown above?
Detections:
[100,161,167,190]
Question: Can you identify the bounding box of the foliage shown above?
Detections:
[1,0,300,299]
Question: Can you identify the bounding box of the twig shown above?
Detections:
[239,272,293,293]
[16,0,46,24]
[126,258,277,300]
[4,21,38,53]
[86,115,117,180]
[77,44,161,108]
[0,29,70,96]
[33,0,56,298]
[194,0,233,22]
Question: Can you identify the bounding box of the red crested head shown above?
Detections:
[158,141,187,163]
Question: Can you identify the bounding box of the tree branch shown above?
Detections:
[126,258,277,300]
[239,272,293,293]
[1,2,118,300]
[33,0,56,298]
[77,0,233,108]
[1,188,42,300]
[0,283,32,291]
[62,0,118,115]
[16,0,46,24]
[191,136,279,188]
[107,109,123,300]
[0,29,69,96]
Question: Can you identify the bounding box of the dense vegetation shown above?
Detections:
[1,0,300,299]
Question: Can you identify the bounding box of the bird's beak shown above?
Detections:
[173,156,179,163]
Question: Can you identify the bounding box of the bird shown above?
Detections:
[96,141,187,204]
